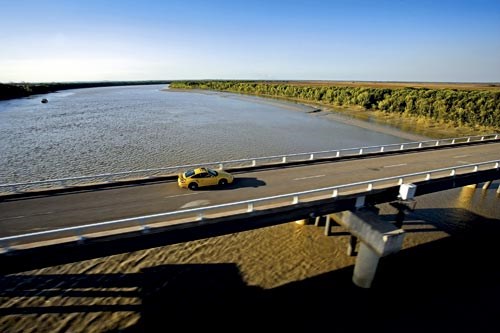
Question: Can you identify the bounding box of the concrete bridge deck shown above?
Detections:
[1,142,499,238]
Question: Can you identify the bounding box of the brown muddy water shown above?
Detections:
[0,85,499,332]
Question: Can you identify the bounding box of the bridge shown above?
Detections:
[1,134,499,287]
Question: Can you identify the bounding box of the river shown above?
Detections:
[0,84,407,183]
[0,84,498,332]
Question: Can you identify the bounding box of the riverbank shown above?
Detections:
[169,81,500,138]
[310,104,496,139]
[239,93,498,140]
[0,81,171,100]
[168,86,492,141]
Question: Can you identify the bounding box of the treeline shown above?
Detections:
[171,81,500,129]
[0,80,171,100]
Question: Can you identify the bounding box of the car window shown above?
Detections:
[185,170,195,177]
[207,168,218,177]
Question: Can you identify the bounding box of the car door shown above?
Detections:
[189,173,204,187]
[205,171,219,186]
[196,172,211,187]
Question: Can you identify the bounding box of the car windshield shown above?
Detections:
[207,168,218,177]
[184,169,195,177]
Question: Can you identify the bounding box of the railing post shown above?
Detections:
[400,144,404,150]
[77,234,86,244]
[435,140,440,146]
[426,173,431,180]
[196,213,203,221]
[450,169,456,176]
[380,146,384,152]
[219,163,223,170]
[398,178,404,185]
[367,183,373,191]
[467,137,471,142]
[332,189,338,197]
[452,139,456,144]
[252,160,256,167]
[293,195,299,204]
[309,153,314,160]
[247,203,254,212]
[418,142,423,148]
[359,148,363,155]
[139,218,150,233]
[282,156,287,163]
[473,165,478,172]
[0,240,11,254]
[336,151,340,157]
[481,136,485,141]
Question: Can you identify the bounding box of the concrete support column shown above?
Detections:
[314,216,321,226]
[332,209,405,289]
[324,215,331,236]
[353,243,380,288]
[482,181,492,190]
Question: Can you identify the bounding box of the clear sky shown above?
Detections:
[1,0,499,83]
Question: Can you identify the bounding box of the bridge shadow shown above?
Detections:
[1,208,499,332]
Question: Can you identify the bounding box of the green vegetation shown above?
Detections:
[0,80,170,100]
[170,81,500,130]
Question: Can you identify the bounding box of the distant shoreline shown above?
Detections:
[260,80,500,91]
[0,80,171,101]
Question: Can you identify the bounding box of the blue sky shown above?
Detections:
[1,0,499,82]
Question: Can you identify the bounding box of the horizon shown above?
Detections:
[1,0,500,83]
[3,79,500,84]
[4,79,500,85]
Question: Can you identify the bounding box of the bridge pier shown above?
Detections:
[353,242,380,288]
[324,215,332,236]
[314,216,321,226]
[482,181,492,190]
[332,208,405,288]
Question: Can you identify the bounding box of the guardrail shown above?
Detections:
[1,159,499,252]
[1,134,498,195]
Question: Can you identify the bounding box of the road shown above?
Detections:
[1,143,499,237]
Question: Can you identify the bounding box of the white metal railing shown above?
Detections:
[1,159,499,252]
[0,134,498,195]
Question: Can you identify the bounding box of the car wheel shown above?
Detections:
[219,179,227,186]
[188,182,198,190]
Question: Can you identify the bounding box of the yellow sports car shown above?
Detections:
[177,167,234,190]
